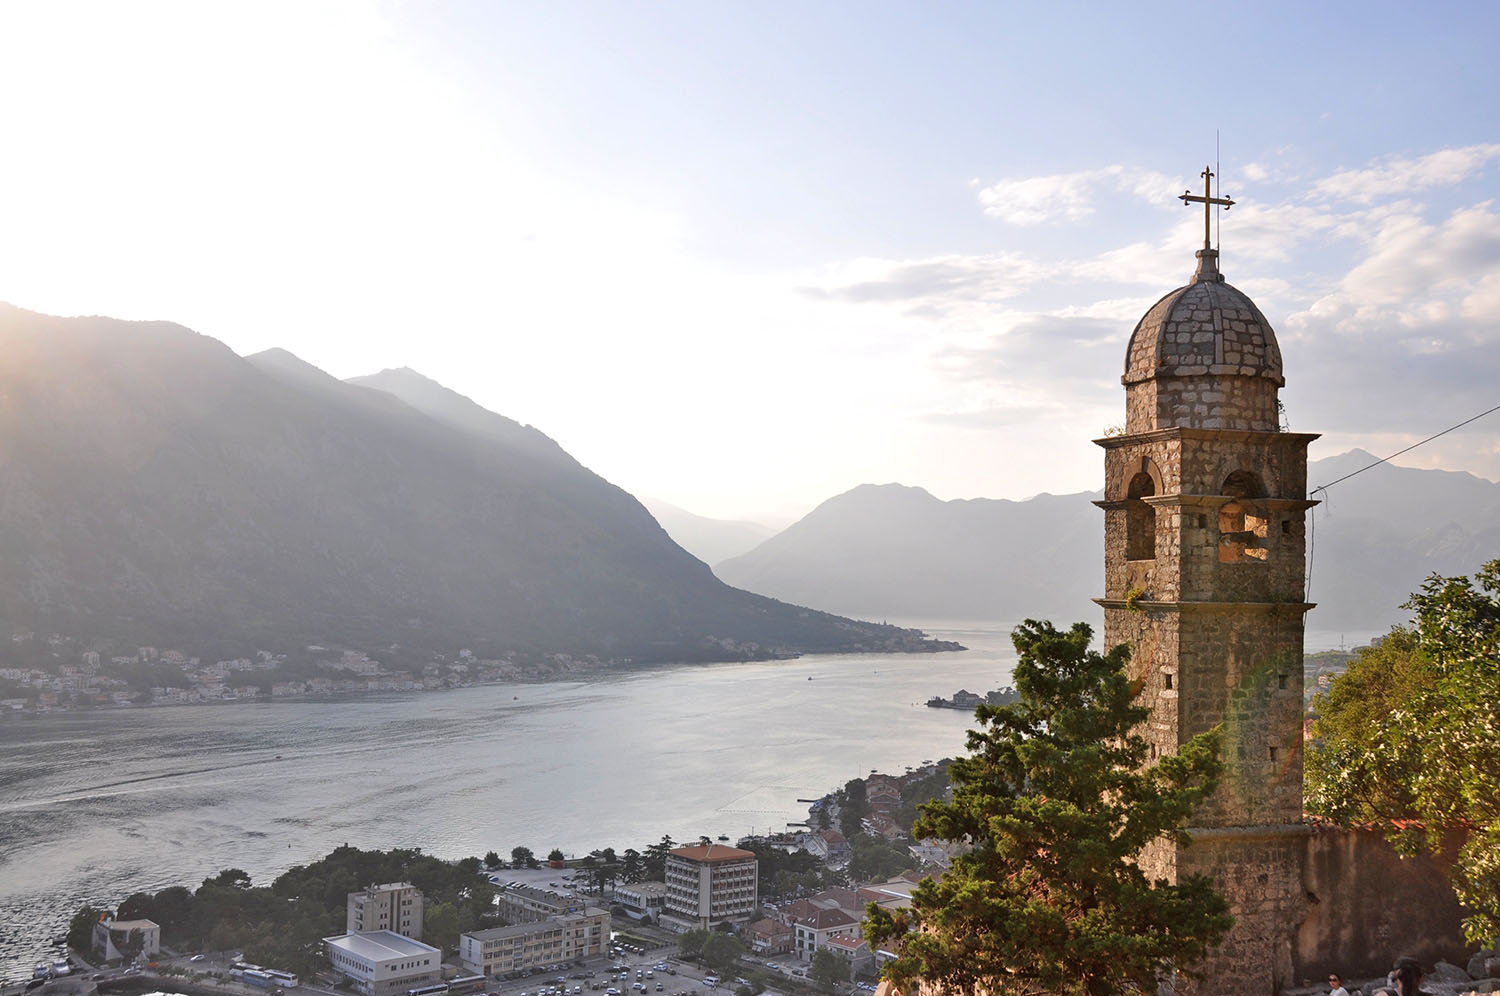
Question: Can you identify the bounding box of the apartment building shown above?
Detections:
[495,884,584,925]
[347,882,425,939]
[661,844,758,931]
[458,908,610,976]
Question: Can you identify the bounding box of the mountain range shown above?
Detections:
[0,303,949,664]
[710,453,1500,634]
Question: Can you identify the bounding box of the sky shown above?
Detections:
[1,1,1497,524]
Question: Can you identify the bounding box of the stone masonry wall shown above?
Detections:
[1103,604,1306,828]
[1297,826,1467,981]
[1128,376,1280,434]
[1175,828,1308,996]
[1177,606,1306,827]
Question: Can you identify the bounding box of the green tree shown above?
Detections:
[115,927,146,964]
[117,892,157,922]
[547,848,566,863]
[838,779,868,839]
[67,905,108,954]
[1307,560,1500,943]
[622,848,642,882]
[580,854,601,892]
[205,868,251,890]
[865,619,1231,996]
[512,846,536,869]
[809,949,848,992]
[484,851,501,868]
[642,835,676,880]
[701,933,744,976]
[150,886,198,942]
[424,901,461,954]
[847,833,909,882]
[678,928,711,959]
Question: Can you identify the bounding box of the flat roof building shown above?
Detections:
[613,881,667,923]
[662,844,758,931]
[324,930,442,996]
[93,917,161,963]
[458,908,610,977]
[348,882,425,939]
[495,884,584,925]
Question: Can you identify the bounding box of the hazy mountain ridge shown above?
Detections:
[715,483,1100,623]
[639,497,775,566]
[0,303,946,662]
[714,457,1500,633]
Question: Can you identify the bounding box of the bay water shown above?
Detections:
[0,621,1367,982]
[0,624,1017,981]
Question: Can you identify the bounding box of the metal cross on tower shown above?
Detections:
[1180,166,1234,250]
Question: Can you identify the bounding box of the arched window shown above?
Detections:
[1219,470,1268,563]
[1125,471,1156,561]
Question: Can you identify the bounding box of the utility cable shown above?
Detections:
[1304,400,1500,600]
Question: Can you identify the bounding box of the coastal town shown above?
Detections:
[7,765,966,996]
[0,638,630,712]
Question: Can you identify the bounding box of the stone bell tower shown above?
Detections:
[1095,168,1318,994]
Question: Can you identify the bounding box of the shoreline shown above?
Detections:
[0,639,966,719]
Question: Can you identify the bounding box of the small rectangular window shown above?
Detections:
[1197,513,1207,528]
[1268,746,1278,761]
[1164,672,1173,690]
[1278,674,1288,690]
[1281,519,1291,535]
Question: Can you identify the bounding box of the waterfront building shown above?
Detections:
[661,843,758,931]
[92,916,161,962]
[347,882,425,939]
[495,884,584,924]
[612,880,666,922]
[324,930,441,996]
[458,908,610,976]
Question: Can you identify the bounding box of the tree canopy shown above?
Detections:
[810,949,849,991]
[865,619,1231,996]
[1307,559,1500,943]
[72,845,499,973]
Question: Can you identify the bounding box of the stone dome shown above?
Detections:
[1123,249,1283,388]
[1120,249,1284,433]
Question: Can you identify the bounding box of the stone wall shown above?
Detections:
[1297,827,1468,981]
[1175,826,1309,996]
[1128,375,1280,433]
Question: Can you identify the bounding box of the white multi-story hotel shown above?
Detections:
[348,882,425,939]
[661,844,758,931]
[324,930,441,996]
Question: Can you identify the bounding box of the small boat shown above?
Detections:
[716,834,729,841]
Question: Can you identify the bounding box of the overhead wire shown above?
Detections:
[1303,400,1500,600]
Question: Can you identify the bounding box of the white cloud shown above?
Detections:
[1311,144,1500,203]
[977,165,1178,225]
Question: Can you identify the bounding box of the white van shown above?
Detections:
[703,979,718,989]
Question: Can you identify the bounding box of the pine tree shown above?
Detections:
[865,620,1231,996]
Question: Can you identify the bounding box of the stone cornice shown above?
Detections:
[1094,598,1316,614]
[1093,427,1321,450]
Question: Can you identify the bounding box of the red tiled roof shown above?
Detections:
[825,935,868,951]
[801,908,858,929]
